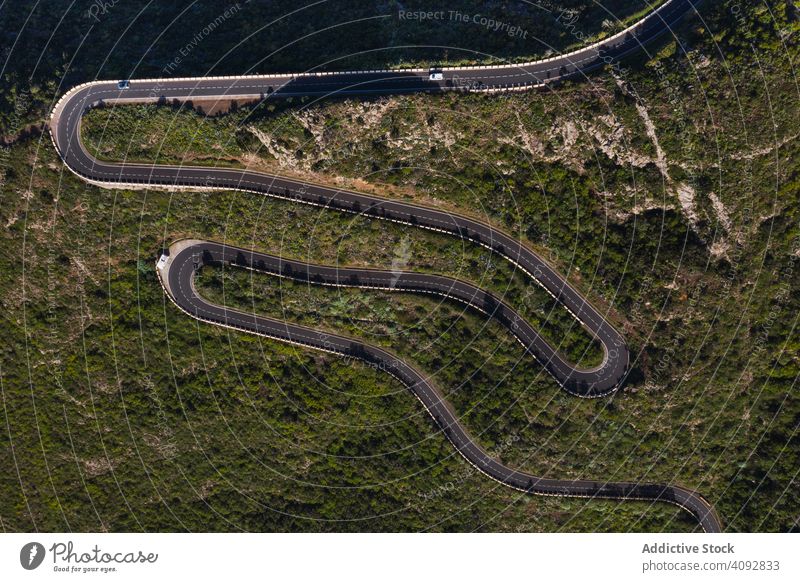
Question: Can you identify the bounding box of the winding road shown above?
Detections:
[49,0,722,532]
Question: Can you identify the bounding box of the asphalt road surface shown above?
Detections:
[49,0,721,532]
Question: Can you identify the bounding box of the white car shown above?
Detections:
[118,80,130,89]
[429,72,444,81]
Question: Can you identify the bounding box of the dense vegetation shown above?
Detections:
[1,1,799,532]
